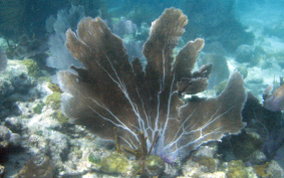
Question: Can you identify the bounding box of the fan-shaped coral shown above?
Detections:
[59,8,246,162]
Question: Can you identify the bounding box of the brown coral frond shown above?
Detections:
[175,38,205,79]
[176,72,246,152]
[59,8,246,163]
[143,8,188,76]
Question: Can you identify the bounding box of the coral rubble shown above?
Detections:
[59,8,246,163]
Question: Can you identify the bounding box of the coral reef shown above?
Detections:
[0,60,37,119]
[59,7,246,164]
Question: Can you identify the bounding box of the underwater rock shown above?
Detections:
[193,144,218,159]
[16,156,54,178]
[195,172,226,178]
[265,160,284,178]
[181,160,209,177]
[254,160,284,178]
[0,125,21,149]
[181,157,222,177]
[249,150,267,165]
[0,48,7,72]
[59,8,246,164]
[4,117,23,133]
[225,160,257,178]
[0,60,37,119]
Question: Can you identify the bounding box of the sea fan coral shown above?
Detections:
[58,8,246,162]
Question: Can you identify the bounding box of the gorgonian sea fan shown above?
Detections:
[58,8,246,162]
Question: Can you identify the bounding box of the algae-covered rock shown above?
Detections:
[45,92,61,110]
[266,160,284,178]
[193,156,219,172]
[88,152,101,164]
[253,162,270,177]
[227,160,248,178]
[99,153,133,175]
[32,101,45,114]
[21,59,41,78]
[143,155,165,176]
[47,82,62,93]
[52,111,69,124]
[96,153,165,176]
[226,160,257,178]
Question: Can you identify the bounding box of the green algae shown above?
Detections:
[47,82,62,93]
[88,153,101,164]
[46,92,61,110]
[90,152,165,176]
[99,153,132,175]
[227,160,249,178]
[32,102,45,114]
[253,162,270,177]
[142,155,165,176]
[21,59,41,78]
[52,111,69,124]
